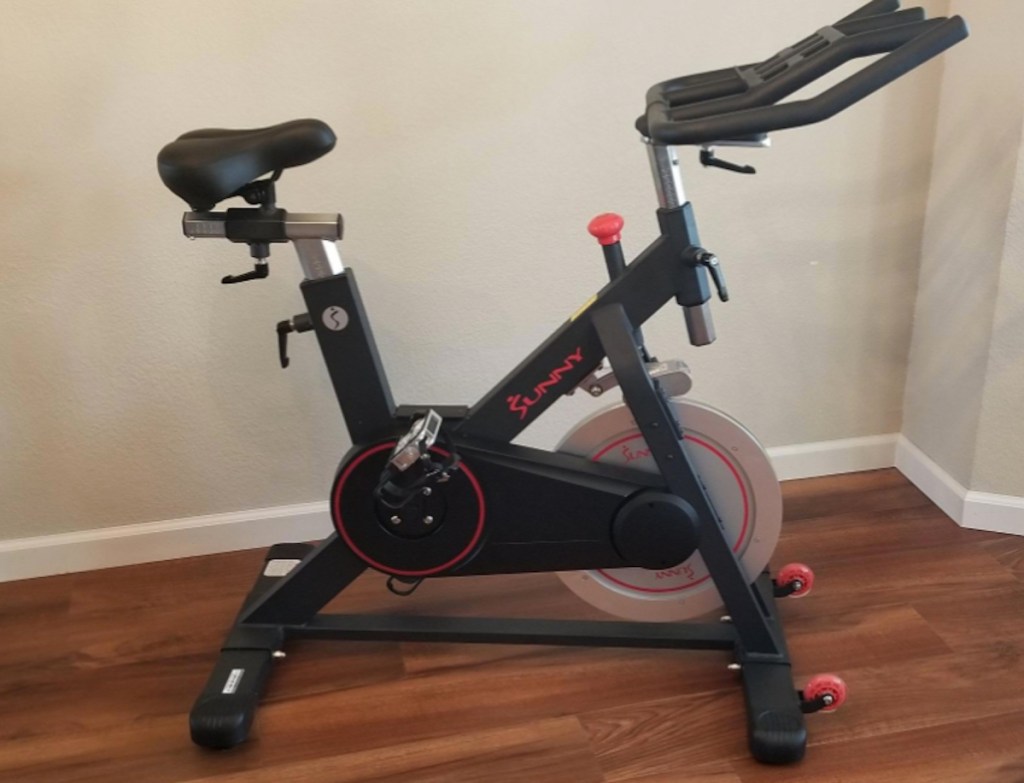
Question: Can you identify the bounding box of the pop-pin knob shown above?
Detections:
[587,213,624,246]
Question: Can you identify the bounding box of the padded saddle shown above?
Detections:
[157,119,336,210]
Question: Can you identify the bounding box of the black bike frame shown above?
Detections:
[174,0,970,761]
[290,197,784,652]
[178,133,807,762]
[298,202,710,447]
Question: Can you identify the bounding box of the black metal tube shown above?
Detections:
[291,613,737,650]
[602,242,627,281]
[602,241,650,357]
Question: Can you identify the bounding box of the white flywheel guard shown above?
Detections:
[556,398,782,622]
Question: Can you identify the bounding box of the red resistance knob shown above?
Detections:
[587,213,624,246]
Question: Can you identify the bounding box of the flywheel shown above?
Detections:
[556,399,782,621]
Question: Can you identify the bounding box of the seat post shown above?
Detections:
[286,215,345,280]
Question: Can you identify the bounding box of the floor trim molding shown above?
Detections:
[1,433,1019,582]
[0,502,331,583]
[895,435,1024,536]
[767,433,897,481]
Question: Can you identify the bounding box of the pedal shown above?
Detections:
[375,410,460,508]
[389,409,443,471]
[573,359,692,398]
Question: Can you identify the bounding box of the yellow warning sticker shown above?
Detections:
[570,294,598,322]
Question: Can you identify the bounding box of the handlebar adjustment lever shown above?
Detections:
[700,148,756,175]
[686,248,729,302]
[276,313,313,368]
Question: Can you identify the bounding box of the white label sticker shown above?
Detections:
[222,668,245,695]
[322,306,349,331]
[263,558,302,578]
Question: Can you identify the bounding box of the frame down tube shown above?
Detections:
[591,302,806,762]
[591,302,782,656]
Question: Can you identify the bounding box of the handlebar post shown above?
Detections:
[644,148,718,348]
[683,302,716,346]
[645,142,687,209]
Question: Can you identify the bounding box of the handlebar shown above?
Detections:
[637,1,968,146]
[839,0,899,23]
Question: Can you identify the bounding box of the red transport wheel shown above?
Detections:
[802,673,848,713]
[776,562,815,598]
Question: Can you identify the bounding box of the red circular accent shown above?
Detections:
[804,673,847,712]
[778,562,814,597]
[332,442,486,577]
[590,432,750,594]
[587,213,625,246]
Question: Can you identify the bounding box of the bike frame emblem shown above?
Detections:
[506,347,585,421]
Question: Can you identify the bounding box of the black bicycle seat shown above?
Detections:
[157,119,336,210]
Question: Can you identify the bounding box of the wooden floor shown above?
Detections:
[2,469,1024,782]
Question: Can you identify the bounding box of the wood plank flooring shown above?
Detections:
[1,469,1023,782]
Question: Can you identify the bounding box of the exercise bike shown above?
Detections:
[156,0,967,765]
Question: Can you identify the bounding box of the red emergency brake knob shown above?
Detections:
[587,213,624,246]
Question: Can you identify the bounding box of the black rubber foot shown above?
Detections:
[749,708,807,764]
[742,661,807,764]
[190,649,275,749]
[190,694,257,750]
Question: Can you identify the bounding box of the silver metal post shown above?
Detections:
[181,211,345,280]
[285,214,345,280]
[645,141,687,209]
[684,302,716,345]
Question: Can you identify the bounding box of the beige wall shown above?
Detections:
[0,1,949,538]
[966,120,1024,496]
[903,0,1024,494]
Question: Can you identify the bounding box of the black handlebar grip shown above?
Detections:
[836,7,926,36]
[839,0,901,24]
[806,15,967,117]
[659,18,945,127]
[647,15,967,145]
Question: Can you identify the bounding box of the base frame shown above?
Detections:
[189,540,807,764]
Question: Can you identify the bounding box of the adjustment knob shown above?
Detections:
[587,213,624,246]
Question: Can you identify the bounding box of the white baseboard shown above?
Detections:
[0,502,331,584]
[895,435,1024,535]
[961,492,1024,536]
[893,436,966,522]
[1,433,1019,583]
[767,433,898,481]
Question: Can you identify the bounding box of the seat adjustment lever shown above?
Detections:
[276,313,313,368]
